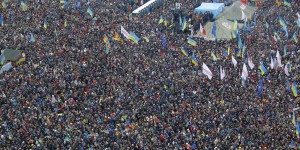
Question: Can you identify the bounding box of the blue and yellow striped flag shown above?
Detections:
[21,2,28,11]
[293,32,298,43]
[191,53,199,66]
[164,16,167,26]
[211,52,218,61]
[292,82,298,97]
[181,17,187,31]
[44,20,48,29]
[30,33,35,42]
[0,54,5,65]
[87,7,94,17]
[259,62,267,75]
[2,0,6,9]
[159,15,164,24]
[278,17,287,27]
[284,0,291,7]
[64,20,67,27]
[265,22,269,29]
[233,18,237,31]
[181,47,189,56]
[187,38,196,46]
[129,32,140,44]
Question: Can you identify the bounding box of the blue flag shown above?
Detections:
[0,16,2,26]
[256,79,263,95]
[286,80,291,92]
[212,22,217,37]
[283,26,288,37]
[0,54,5,65]
[253,17,256,27]
[162,34,167,47]
[248,22,252,33]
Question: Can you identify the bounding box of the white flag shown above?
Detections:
[284,64,290,76]
[247,57,255,69]
[222,68,225,80]
[121,25,130,39]
[190,28,194,37]
[276,50,282,67]
[202,63,213,80]
[270,57,274,69]
[220,66,225,80]
[241,63,248,80]
[242,11,247,21]
[232,56,238,67]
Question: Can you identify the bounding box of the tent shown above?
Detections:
[194,3,225,19]
[216,1,257,21]
[194,18,244,40]
[1,49,23,62]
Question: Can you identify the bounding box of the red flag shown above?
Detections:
[241,0,247,4]
[183,101,186,108]
[200,23,206,35]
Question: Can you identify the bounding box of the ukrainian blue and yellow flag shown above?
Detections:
[211,52,218,61]
[0,54,5,65]
[292,82,298,97]
[293,32,298,43]
[87,7,94,17]
[21,1,28,11]
[292,111,296,125]
[296,121,300,135]
[223,49,228,57]
[129,32,140,44]
[265,22,269,29]
[284,0,291,7]
[242,78,247,88]
[159,15,164,24]
[191,53,199,66]
[2,0,6,9]
[64,20,67,27]
[105,43,109,54]
[287,61,292,72]
[44,20,48,29]
[287,80,291,92]
[259,62,267,75]
[164,16,167,26]
[113,33,124,44]
[181,47,189,56]
[143,36,149,42]
[237,47,241,57]
[283,26,288,37]
[284,46,287,57]
[103,34,111,50]
[187,38,196,46]
[30,33,35,42]
[227,46,231,56]
[278,17,287,27]
[233,18,237,31]
[181,17,187,31]
[274,32,281,41]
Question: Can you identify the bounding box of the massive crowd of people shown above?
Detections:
[0,0,299,149]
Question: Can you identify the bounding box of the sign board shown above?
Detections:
[176,3,181,9]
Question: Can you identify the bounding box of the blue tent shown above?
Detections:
[194,3,225,19]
